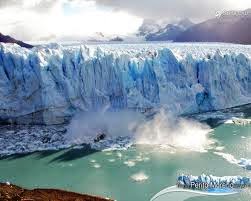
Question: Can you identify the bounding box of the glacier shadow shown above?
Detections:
[48,145,98,163]
[0,146,98,162]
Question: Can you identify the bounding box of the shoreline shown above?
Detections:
[0,183,114,201]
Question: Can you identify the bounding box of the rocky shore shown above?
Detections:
[0,183,114,201]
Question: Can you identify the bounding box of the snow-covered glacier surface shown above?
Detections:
[0,42,251,125]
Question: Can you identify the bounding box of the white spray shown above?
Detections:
[66,109,215,152]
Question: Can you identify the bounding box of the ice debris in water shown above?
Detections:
[124,160,136,167]
[131,172,149,182]
[0,125,134,157]
[226,117,251,125]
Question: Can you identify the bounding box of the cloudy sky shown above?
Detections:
[0,0,250,42]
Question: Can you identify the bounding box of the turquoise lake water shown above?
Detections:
[0,123,251,201]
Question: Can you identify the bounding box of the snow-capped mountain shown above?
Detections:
[177,18,195,30]
[138,19,162,36]
[138,18,194,41]
[175,9,251,44]
[145,24,185,41]
[0,43,250,125]
[0,33,33,48]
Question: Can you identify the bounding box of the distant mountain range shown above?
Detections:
[138,18,195,41]
[0,33,33,48]
[1,9,251,45]
[175,9,251,44]
[138,9,251,44]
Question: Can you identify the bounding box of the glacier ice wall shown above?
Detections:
[0,43,250,124]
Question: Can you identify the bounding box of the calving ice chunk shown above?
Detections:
[0,43,250,125]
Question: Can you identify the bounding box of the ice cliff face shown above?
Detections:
[0,43,250,124]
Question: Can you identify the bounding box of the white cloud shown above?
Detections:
[0,0,250,41]
[90,0,251,22]
[0,0,142,42]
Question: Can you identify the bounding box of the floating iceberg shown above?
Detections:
[0,43,250,124]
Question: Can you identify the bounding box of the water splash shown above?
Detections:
[135,110,215,152]
[66,109,215,152]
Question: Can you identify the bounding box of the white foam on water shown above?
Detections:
[90,159,96,163]
[131,172,149,182]
[214,152,251,170]
[214,152,239,164]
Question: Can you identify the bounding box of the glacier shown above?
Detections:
[0,42,250,125]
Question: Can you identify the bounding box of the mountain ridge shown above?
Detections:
[0,33,33,48]
[175,9,251,44]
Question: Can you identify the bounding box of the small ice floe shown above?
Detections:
[124,160,136,167]
[108,159,115,162]
[224,119,234,124]
[135,155,143,162]
[215,146,225,151]
[131,171,149,182]
[93,163,101,168]
[117,152,122,158]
